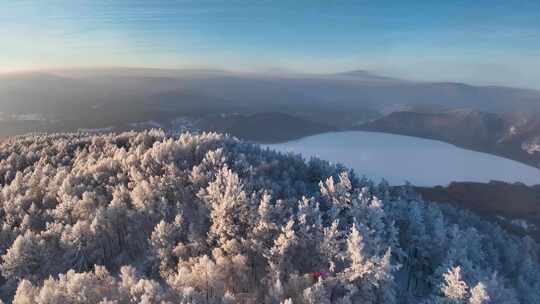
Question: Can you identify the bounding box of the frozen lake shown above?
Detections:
[265,131,540,186]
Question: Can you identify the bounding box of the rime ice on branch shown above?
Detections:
[0,131,538,303]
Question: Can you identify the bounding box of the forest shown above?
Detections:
[0,130,538,303]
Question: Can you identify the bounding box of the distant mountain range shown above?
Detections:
[1,68,540,168]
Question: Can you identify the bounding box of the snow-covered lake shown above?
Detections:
[265,131,540,186]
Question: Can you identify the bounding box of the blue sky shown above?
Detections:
[1,0,540,88]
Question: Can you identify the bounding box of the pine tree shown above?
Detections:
[201,167,250,246]
[440,266,468,302]
[267,218,298,278]
[303,278,331,304]
[468,282,489,304]
[1,231,48,283]
[344,223,371,282]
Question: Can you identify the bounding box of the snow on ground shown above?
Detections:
[267,131,540,186]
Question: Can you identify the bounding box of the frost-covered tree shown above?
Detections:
[468,282,489,304]
[200,167,251,246]
[303,278,331,304]
[440,266,469,302]
[1,231,49,283]
[0,130,538,303]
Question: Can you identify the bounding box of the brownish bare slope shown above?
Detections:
[416,181,540,219]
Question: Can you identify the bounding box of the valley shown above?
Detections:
[2,69,540,172]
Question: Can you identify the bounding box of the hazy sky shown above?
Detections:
[2,1,540,88]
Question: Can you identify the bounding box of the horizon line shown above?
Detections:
[1,65,538,91]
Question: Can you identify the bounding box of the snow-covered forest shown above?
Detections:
[0,130,538,303]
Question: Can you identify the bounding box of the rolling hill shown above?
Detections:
[1,68,540,168]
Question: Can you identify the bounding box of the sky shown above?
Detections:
[1,0,540,88]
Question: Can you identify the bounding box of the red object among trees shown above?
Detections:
[312,271,327,279]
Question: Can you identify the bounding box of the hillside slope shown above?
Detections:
[417,181,540,219]
[0,131,538,303]
[358,109,540,168]
[199,112,335,143]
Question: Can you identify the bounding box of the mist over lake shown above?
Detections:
[265,131,540,186]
